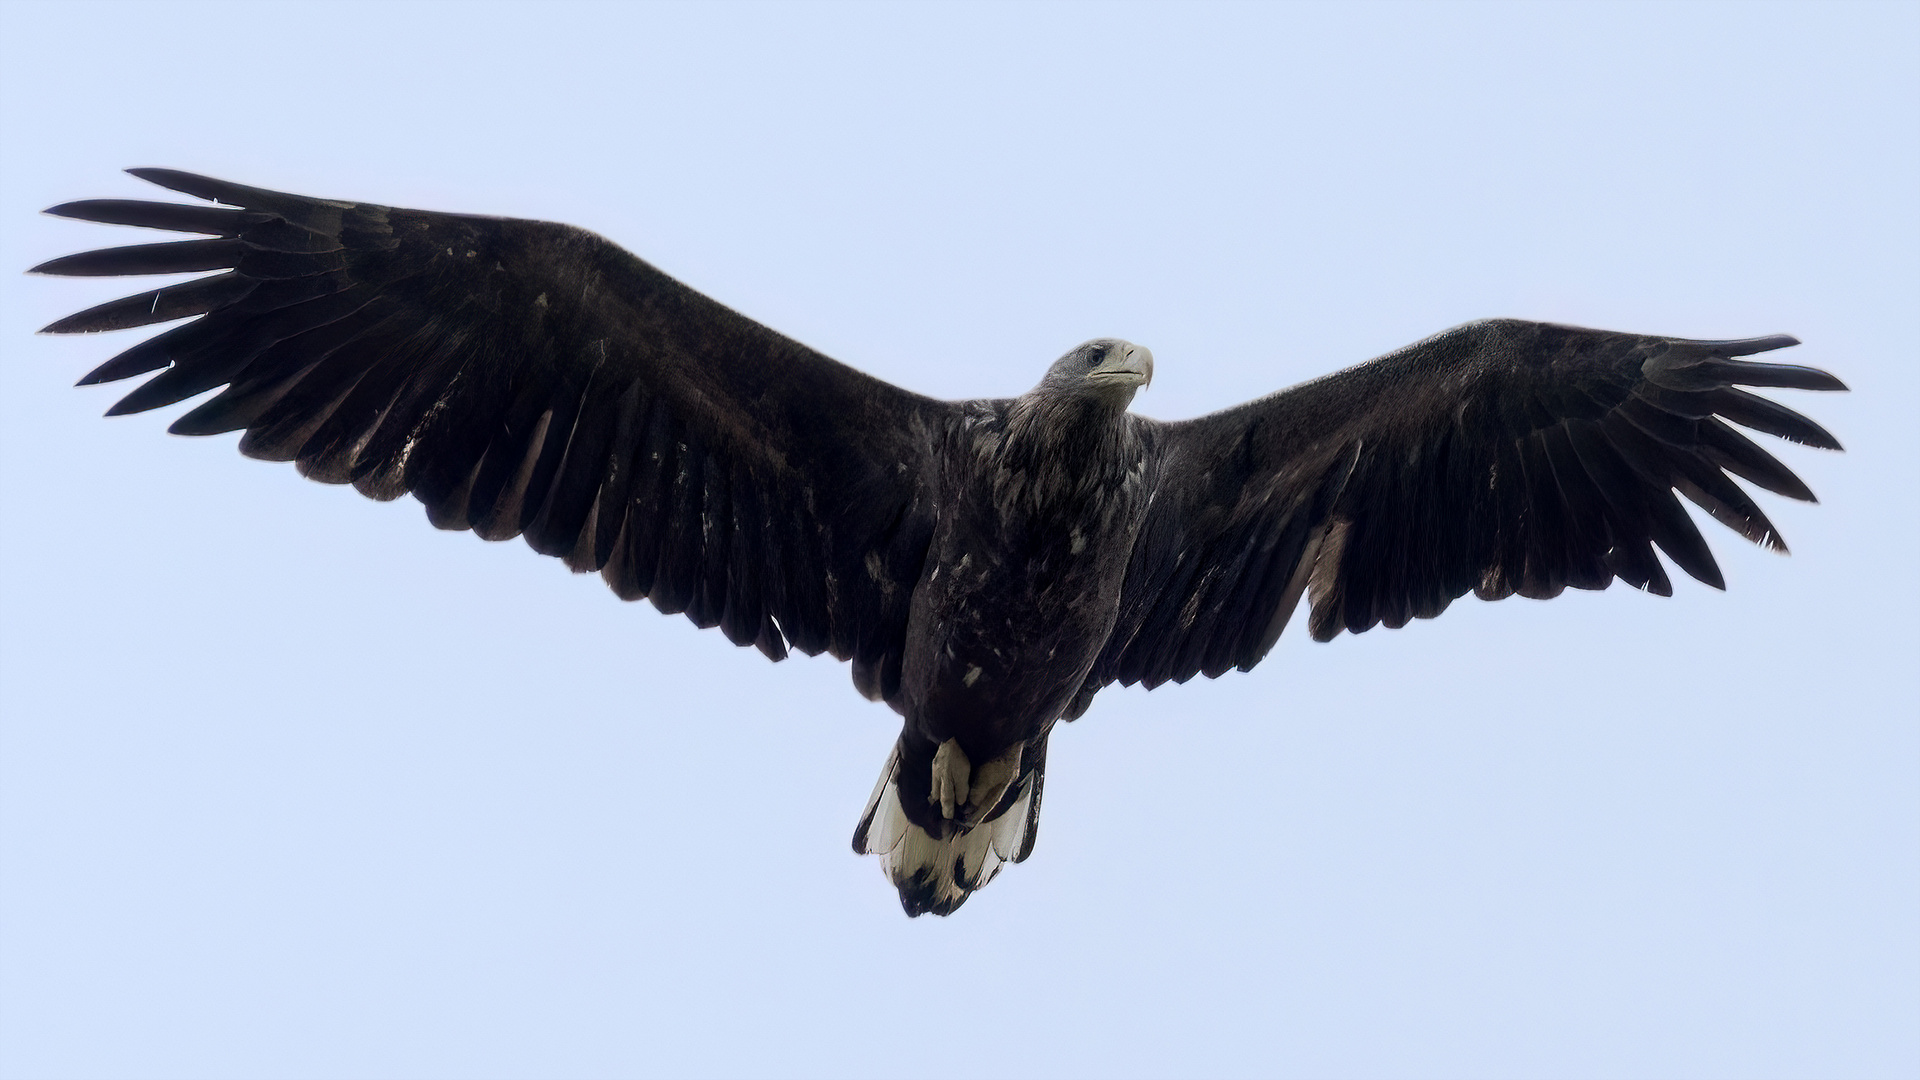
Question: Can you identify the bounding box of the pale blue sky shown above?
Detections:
[2,3,1915,1078]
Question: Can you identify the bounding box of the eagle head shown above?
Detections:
[1040,338,1154,408]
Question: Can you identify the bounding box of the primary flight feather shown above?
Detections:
[34,170,1846,915]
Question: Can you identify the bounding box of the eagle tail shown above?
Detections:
[851,738,1047,917]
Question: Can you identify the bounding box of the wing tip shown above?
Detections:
[1674,333,1844,393]
[124,168,231,204]
[40,200,101,223]
[126,166,192,186]
[101,395,148,418]
[1688,556,1728,592]
[1735,333,1801,355]
[1748,362,1849,393]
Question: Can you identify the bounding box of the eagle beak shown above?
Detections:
[1091,343,1154,389]
[1124,343,1154,389]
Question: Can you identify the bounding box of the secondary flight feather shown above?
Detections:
[34,170,1846,915]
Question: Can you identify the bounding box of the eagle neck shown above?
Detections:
[991,391,1139,512]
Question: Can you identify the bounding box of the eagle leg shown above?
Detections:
[963,741,1024,826]
[930,738,971,821]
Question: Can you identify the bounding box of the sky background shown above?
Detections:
[2,3,1914,1078]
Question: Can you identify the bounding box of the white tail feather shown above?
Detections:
[853,745,1036,917]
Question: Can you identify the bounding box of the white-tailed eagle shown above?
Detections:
[34,170,1846,915]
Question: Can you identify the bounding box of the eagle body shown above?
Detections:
[864,351,1159,912]
[34,171,1846,916]
[912,394,1151,741]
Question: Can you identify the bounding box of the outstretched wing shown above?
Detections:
[1086,318,1845,695]
[34,169,956,700]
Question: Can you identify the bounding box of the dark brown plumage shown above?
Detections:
[34,170,1846,915]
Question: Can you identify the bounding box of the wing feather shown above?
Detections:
[38,171,956,698]
[1088,319,1842,694]
[43,197,270,236]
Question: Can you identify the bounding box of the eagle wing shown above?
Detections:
[1085,318,1845,696]
[35,170,955,699]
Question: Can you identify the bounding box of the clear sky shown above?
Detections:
[2,3,1914,1078]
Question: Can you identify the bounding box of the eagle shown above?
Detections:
[33,170,1846,916]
